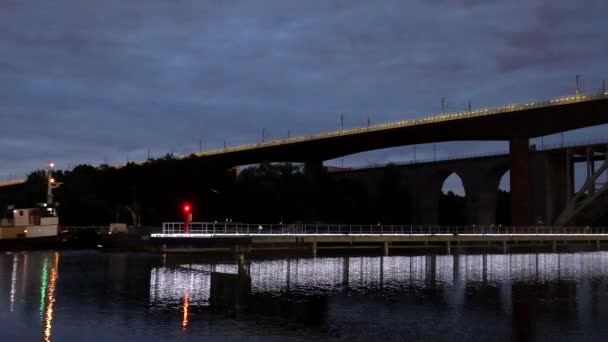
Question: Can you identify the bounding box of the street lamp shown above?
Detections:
[47,162,55,204]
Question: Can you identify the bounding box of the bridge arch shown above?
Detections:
[496,170,511,225]
[407,168,471,225]
[439,172,467,225]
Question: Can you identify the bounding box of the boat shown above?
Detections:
[0,204,59,245]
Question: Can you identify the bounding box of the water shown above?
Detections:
[2,251,608,341]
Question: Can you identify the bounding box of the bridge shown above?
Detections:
[2,92,608,225]
[331,140,608,226]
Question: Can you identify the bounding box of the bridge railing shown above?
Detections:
[157,222,608,236]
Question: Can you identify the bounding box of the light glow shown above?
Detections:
[182,290,189,331]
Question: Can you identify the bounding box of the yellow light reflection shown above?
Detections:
[44,252,60,342]
[182,290,190,331]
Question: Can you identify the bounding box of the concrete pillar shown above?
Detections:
[311,241,317,257]
[552,240,557,253]
[586,147,595,195]
[415,192,440,225]
[510,137,532,226]
[503,240,508,254]
[383,241,389,256]
[304,159,324,184]
[566,149,574,202]
[237,253,248,276]
[541,153,569,225]
[465,181,499,226]
[446,240,451,255]
[597,240,601,251]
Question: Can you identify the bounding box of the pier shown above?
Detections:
[151,223,608,255]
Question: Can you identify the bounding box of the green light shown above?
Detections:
[39,259,48,321]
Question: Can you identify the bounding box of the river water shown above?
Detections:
[1,251,608,341]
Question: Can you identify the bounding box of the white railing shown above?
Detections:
[154,222,608,237]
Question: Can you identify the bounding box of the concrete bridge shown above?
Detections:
[331,141,608,226]
[2,92,608,225]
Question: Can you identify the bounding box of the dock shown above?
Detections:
[151,223,608,255]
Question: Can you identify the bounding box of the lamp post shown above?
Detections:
[47,162,55,204]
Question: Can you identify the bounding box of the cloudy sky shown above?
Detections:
[1,0,607,186]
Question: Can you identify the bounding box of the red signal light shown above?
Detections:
[183,204,191,213]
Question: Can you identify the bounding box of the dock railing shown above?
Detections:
[154,223,608,237]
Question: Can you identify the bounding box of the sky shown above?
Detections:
[1,0,607,191]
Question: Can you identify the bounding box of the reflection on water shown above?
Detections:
[39,258,48,321]
[2,251,608,340]
[9,254,17,312]
[149,253,608,301]
[43,253,59,342]
[1,252,60,341]
[181,290,189,331]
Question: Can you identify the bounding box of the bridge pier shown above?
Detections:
[510,137,532,226]
[311,241,317,257]
[383,241,389,256]
[446,240,451,255]
[465,179,500,226]
[304,160,324,183]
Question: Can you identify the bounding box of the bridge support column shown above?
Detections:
[383,241,389,256]
[552,240,557,253]
[510,137,532,226]
[311,241,317,257]
[415,192,440,226]
[446,240,451,255]
[586,147,595,195]
[465,180,499,226]
[503,241,508,254]
[597,240,601,251]
[304,160,324,183]
[566,149,575,202]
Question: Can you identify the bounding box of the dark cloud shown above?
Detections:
[0,0,606,180]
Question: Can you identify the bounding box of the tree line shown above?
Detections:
[0,156,510,226]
